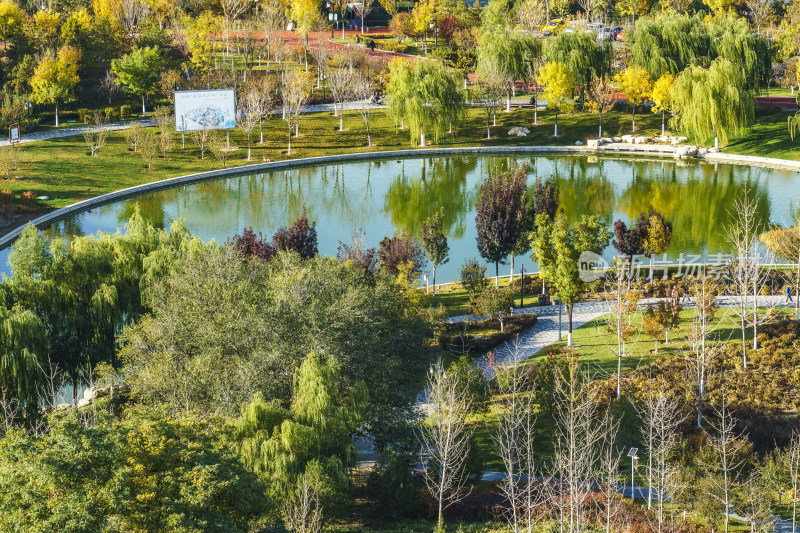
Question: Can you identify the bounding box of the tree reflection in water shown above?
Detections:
[20,155,791,282]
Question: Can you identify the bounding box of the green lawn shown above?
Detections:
[6,103,800,227]
[722,109,800,160]
[0,106,667,213]
[428,274,547,317]
[467,304,794,474]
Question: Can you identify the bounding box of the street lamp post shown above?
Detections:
[627,447,639,501]
[428,17,438,52]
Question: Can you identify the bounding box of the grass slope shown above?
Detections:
[2,107,665,211]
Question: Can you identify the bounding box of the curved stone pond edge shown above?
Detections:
[1,145,798,250]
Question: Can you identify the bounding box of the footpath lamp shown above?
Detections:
[326,4,338,38]
[627,447,639,501]
[429,16,438,49]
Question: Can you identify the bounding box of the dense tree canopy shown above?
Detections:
[119,248,430,443]
[631,12,771,86]
[1,215,210,415]
[0,409,272,532]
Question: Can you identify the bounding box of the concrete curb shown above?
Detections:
[0,146,588,250]
[1,144,797,250]
[702,151,800,171]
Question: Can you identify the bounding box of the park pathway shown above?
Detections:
[0,119,155,147]
[411,293,794,530]
[418,294,791,402]
[0,100,385,148]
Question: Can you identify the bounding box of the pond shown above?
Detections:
[4,153,800,281]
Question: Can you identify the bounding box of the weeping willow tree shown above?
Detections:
[2,214,211,409]
[708,15,772,92]
[630,12,710,79]
[671,59,753,149]
[477,31,542,112]
[546,31,612,94]
[0,306,46,420]
[233,353,369,514]
[631,13,770,88]
[385,60,464,146]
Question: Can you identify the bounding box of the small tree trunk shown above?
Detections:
[631,104,636,133]
[567,304,574,346]
[661,110,665,136]
[142,95,147,117]
[495,261,499,288]
[432,265,437,295]
[554,109,558,137]
[55,103,60,127]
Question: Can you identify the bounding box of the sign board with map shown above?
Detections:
[174,89,236,132]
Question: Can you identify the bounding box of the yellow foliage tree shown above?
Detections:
[187,12,222,76]
[0,0,24,56]
[144,0,177,29]
[703,0,734,15]
[613,66,653,133]
[536,61,575,137]
[760,226,800,321]
[59,9,92,43]
[33,9,61,39]
[411,0,435,51]
[93,0,121,21]
[287,0,321,70]
[651,73,675,136]
[30,46,82,127]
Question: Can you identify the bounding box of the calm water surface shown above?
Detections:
[5,154,800,280]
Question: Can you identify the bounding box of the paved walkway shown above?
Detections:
[0,100,386,148]
[418,294,791,402]
[0,119,156,147]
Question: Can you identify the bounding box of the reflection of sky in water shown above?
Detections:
[2,155,799,281]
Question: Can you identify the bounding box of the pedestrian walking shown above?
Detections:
[787,284,794,304]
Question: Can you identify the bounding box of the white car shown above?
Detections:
[585,22,604,34]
